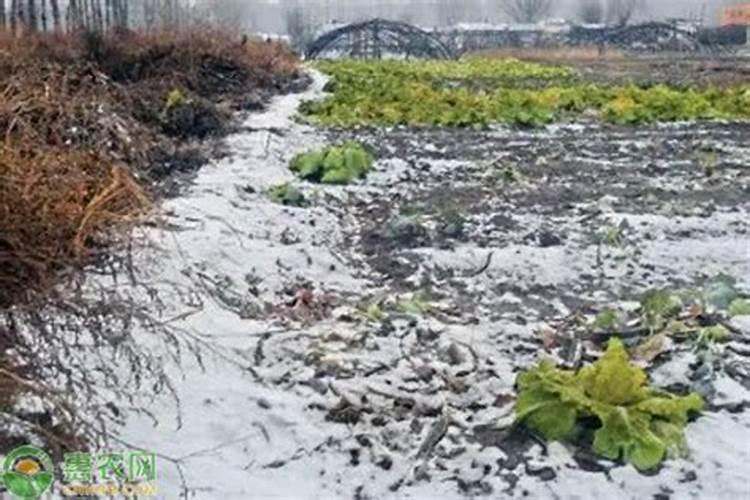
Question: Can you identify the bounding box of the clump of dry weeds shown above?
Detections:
[0,27,303,454]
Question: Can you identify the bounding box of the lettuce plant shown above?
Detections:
[306,59,750,128]
[516,338,703,471]
[290,141,373,185]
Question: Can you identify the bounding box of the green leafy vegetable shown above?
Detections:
[515,338,703,471]
[290,142,374,184]
[698,325,731,342]
[363,303,384,322]
[592,309,622,331]
[702,274,740,311]
[641,289,683,332]
[303,59,750,128]
[729,298,750,317]
[398,292,431,316]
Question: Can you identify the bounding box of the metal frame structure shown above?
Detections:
[306,18,455,60]
[587,22,703,52]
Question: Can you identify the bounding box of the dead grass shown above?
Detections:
[0,28,302,307]
[0,148,149,306]
[0,27,303,454]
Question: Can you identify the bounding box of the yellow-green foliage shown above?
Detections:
[516,338,703,471]
[290,141,374,184]
[304,59,750,128]
[317,57,575,86]
[165,88,188,110]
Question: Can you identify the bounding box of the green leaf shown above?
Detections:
[633,392,704,426]
[516,361,580,440]
[364,303,383,321]
[321,167,354,184]
[517,388,579,441]
[650,420,689,458]
[398,293,431,316]
[699,324,731,342]
[343,142,374,177]
[290,142,373,185]
[514,338,704,472]
[641,289,683,330]
[729,298,750,317]
[592,309,622,331]
[577,338,648,406]
[703,274,739,311]
[290,151,326,180]
[592,406,666,471]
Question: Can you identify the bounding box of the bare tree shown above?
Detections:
[606,0,641,26]
[1,0,6,29]
[499,0,552,24]
[436,0,461,27]
[285,3,313,52]
[578,0,603,24]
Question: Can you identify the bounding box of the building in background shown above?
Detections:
[721,2,750,25]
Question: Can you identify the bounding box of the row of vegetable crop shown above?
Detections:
[304,59,750,127]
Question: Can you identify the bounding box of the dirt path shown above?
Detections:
[115,72,750,499]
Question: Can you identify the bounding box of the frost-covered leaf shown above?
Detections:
[702,274,739,311]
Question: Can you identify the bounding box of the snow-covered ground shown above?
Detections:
[102,71,750,499]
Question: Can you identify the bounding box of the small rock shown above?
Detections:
[371,415,388,427]
[441,343,466,366]
[524,462,556,481]
[355,434,372,448]
[326,398,362,425]
[538,231,563,248]
[680,470,698,483]
[375,455,393,471]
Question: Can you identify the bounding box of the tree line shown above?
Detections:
[0,0,196,33]
[501,0,644,25]
[0,0,648,36]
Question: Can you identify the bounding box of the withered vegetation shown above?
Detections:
[0,28,303,456]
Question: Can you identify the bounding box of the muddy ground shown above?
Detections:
[98,65,750,500]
